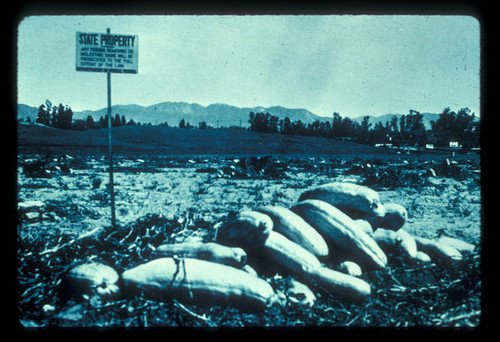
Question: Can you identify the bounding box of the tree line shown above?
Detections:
[23,100,479,149]
[247,108,480,149]
[27,100,139,130]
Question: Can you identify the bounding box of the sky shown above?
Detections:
[16,15,480,118]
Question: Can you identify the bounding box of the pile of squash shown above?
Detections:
[67,182,475,309]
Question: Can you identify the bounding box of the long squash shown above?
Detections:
[397,230,418,258]
[437,236,475,253]
[353,219,374,236]
[121,257,280,308]
[153,242,247,268]
[216,210,273,250]
[310,265,371,301]
[298,182,385,219]
[259,231,322,276]
[291,199,387,270]
[257,205,329,258]
[413,251,432,265]
[413,235,463,265]
[259,231,370,301]
[372,228,417,260]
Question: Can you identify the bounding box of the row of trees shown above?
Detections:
[247,110,428,144]
[77,113,138,130]
[248,108,480,149]
[31,100,139,130]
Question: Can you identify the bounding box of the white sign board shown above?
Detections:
[76,31,138,73]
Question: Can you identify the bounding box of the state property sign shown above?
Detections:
[76,31,138,73]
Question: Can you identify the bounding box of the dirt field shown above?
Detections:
[17,153,482,327]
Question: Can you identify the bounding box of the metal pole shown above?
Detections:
[106,27,116,228]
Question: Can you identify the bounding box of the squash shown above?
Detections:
[216,210,273,250]
[353,219,374,236]
[258,231,322,276]
[291,199,387,270]
[66,262,120,299]
[368,203,408,231]
[257,205,329,257]
[298,182,385,219]
[437,236,475,253]
[310,265,371,301]
[121,257,280,308]
[413,235,463,265]
[336,261,363,277]
[241,264,259,277]
[397,229,418,258]
[413,251,432,265]
[285,277,316,307]
[153,242,247,268]
[372,228,417,260]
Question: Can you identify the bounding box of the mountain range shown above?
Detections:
[17,102,441,130]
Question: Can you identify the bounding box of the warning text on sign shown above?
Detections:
[76,32,138,74]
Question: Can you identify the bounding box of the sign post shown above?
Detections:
[105,28,115,228]
[76,29,138,228]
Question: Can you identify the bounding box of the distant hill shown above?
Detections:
[17,104,39,122]
[17,101,448,130]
